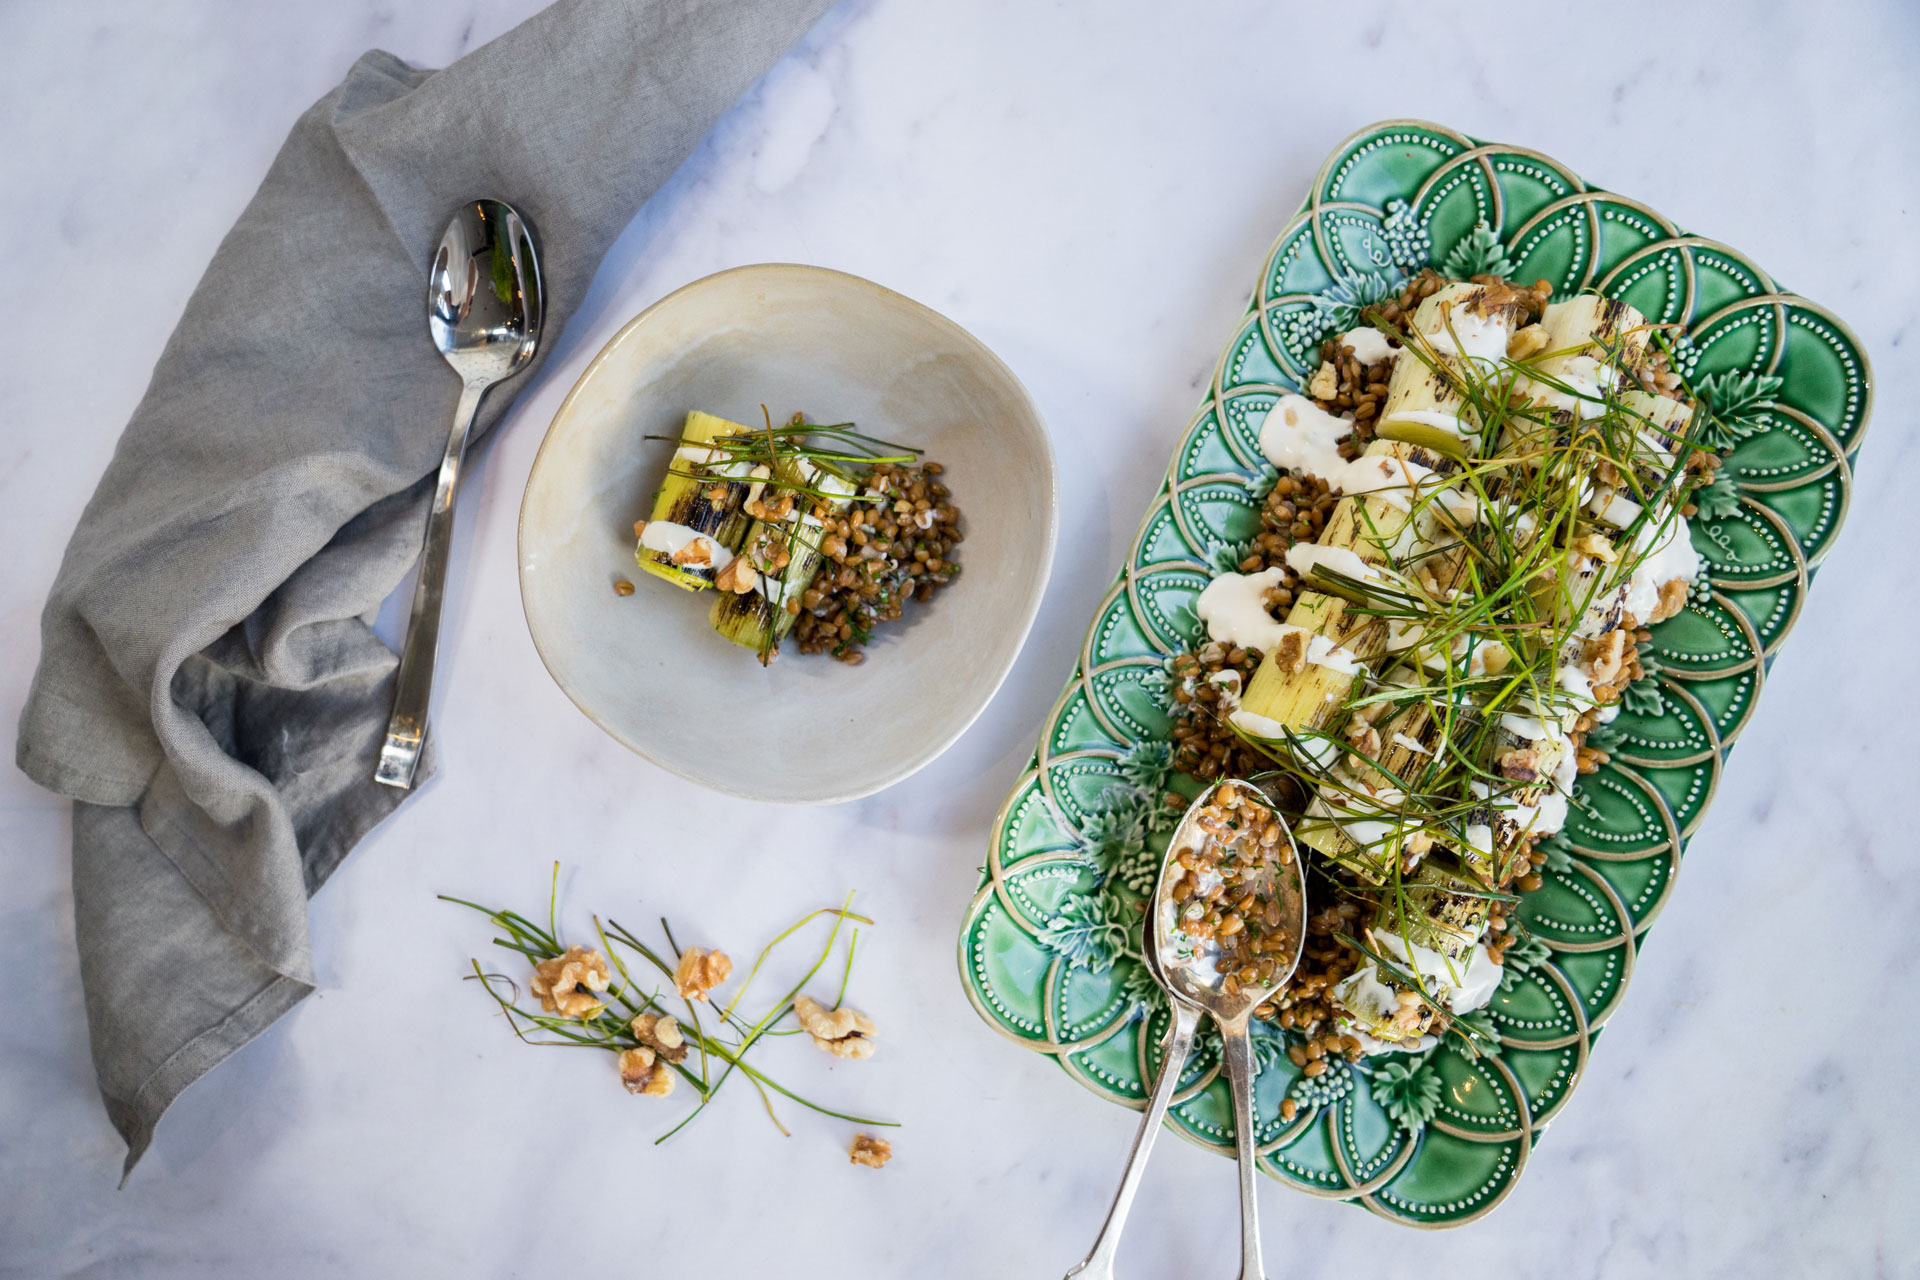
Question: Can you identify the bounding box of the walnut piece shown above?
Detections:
[1273,629,1308,674]
[713,556,759,594]
[1573,532,1618,564]
[672,947,733,1001]
[669,538,713,567]
[1506,323,1549,361]
[794,994,877,1060]
[1308,360,1340,401]
[1647,576,1690,624]
[1587,627,1628,685]
[529,947,611,1020]
[1400,829,1435,873]
[631,1011,690,1064]
[618,1045,675,1097]
[1498,746,1541,783]
[848,1133,892,1169]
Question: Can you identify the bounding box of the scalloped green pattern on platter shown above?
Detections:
[956,120,1874,1228]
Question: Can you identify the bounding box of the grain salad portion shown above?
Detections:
[625,409,962,665]
[1168,268,1719,1062]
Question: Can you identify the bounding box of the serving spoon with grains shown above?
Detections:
[1064,777,1307,1280]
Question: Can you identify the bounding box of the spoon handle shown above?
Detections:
[1220,1020,1268,1280]
[375,379,488,789]
[1064,999,1202,1280]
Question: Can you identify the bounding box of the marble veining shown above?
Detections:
[2,1,1917,1276]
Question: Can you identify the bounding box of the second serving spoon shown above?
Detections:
[1063,777,1306,1280]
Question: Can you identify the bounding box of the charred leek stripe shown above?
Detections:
[1376,863,1495,963]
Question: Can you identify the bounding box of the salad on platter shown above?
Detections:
[1168,267,1715,1061]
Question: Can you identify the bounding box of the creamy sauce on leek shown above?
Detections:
[1624,514,1702,619]
[1333,930,1503,1054]
[1421,304,1513,364]
[1195,568,1295,652]
[639,521,734,572]
[1257,395,1352,479]
[1195,568,1366,675]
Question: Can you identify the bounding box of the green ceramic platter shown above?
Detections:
[956,120,1873,1227]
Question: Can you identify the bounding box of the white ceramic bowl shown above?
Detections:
[518,264,1057,803]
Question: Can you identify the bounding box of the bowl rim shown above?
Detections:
[515,261,1059,804]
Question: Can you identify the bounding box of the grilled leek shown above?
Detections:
[1255,288,1667,884]
[1377,862,1491,963]
[710,461,857,658]
[1375,281,1536,454]
[1233,441,1462,735]
[635,410,756,591]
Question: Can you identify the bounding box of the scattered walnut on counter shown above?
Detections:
[631,1011,689,1064]
[794,994,877,1060]
[618,1045,675,1097]
[848,1134,892,1169]
[529,946,611,1020]
[672,947,733,1001]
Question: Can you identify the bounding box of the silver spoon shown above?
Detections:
[1156,778,1306,1280]
[375,200,543,790]
[1064,777,1307,1280]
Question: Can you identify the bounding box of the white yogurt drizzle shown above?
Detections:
[1227,707,1287,741]
[1470,775,1570,839]
[1257,395,1351,480]
[672,444,759,480]
[1258,396,1478,523]
[1623,513,1703,619]
[1527,354,1619,420]
[1420,301,1514,364]
[1338,325,1400,366]
[1195,568,1293,652]
[639,520,734,572]
[1194,568,1367,675]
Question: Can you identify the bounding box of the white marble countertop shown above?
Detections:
[4,2,1917,1275]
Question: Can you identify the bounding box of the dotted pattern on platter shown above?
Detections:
[955,120,1873,1229]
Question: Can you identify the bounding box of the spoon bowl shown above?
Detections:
[1149,776,1307,1018]
[428,201,543,379]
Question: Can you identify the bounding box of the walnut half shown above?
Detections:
[794,994,877,1060]
[529,947,611,1020]
[673,947,733,1001]
[1647,576,1690,624]
[849,1133,892,1169]
[631,1011,690,1064]
[618,1045,675,1097]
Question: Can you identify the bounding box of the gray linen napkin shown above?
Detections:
[16,0,834,1178]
